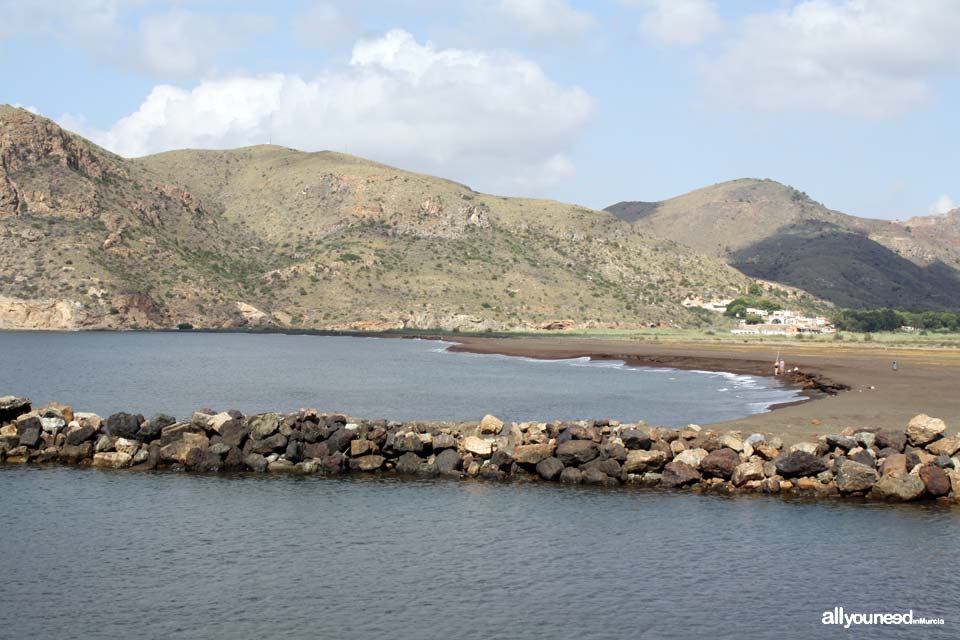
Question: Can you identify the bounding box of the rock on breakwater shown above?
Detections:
[1,396,958,504]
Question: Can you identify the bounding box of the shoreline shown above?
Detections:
[395,333,960,444]
[4,326,959,443]
[2,397,957,505]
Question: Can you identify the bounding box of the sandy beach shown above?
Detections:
[438,335,960,444]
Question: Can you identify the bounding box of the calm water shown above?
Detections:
[0,331,802,425]
[0,466,955,640]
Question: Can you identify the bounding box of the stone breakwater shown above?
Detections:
[2,395,959,504]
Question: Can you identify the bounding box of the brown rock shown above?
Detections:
[918,464,951,497]
[661,461,700,488]
[622,449,666,474]
[701,448,741,479]
[512,443,555,466]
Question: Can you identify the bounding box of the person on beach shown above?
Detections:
[779,358,786,376]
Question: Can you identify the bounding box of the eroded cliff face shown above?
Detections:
[0,296,84,330]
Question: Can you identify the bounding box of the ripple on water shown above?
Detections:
[0,466,956,640]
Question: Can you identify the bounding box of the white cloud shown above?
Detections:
[292,3,358,49]
[699,0,960,118]
[0,1,271,79]
[930,194,956,215]
[636,0,721,46]
[495,0,596,40]
[68,29,593,193]
[138,9,272,78]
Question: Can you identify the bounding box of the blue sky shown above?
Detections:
[2,0,958,219]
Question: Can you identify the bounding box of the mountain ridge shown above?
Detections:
[1,105,772,331]
[606,179,960,310]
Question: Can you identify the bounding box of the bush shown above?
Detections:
[177,322,194,331]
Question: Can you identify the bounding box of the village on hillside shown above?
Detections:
[682,296,837,335]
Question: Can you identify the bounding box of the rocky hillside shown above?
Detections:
[607,179,960,310]
[0,105,757,331]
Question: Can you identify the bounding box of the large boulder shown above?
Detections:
[480,414,504,434]
[880,453,908,476]
[0,396,31,424]
[352,455,386,472]
[918,464,951,497]
[59,441,93,464]
[622,449,666,474]
[875,430,907,452]
[926,435,960,457]
[249,433,287,455]
[905,414,946,447]
[701,448,741,479]
[325,428,357,454]
[556,440,599,466]
[15,415,42,448]
[661,461,701,488]
[835,460,879,493]
[558,467,583,484]
[673,448,708,469]
[869,473,925,501]
[395,452,422,475]
[433,433,458,451]
[620,429,651,450]
[244,453,268,472]
[536,456,564,481]
[774,451,828,479]
[512,443,555,466]
[91,451,133,469]
[248,413,281,440]
[105,412,143,439]
[219,420,249,448]
[435,449,462,475]
[462,436,492,458]
[731,461,765,487]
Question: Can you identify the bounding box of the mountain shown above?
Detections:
[606,179,960,310]
[0,105,761,331]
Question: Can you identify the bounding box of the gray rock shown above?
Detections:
[536,456,564,481]
[774,451,828,479]
[16,416,42,448]
[244,453,268,472]
[105,412,143,439]
[869,473,925,501]
[249,433,287,455]
[64,424,97,446]
[325,427,357,454]
[59,441,93,463]
[836,460,878,493]
[248,413,281,440]
[556,440,599,466]
[559,467,583,484]
[435,449,462,475]
[825,434,857,451]
[620,429,651,450]
[432,433,458,451]
[395,452,422,475]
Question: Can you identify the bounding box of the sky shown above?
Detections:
[2,0,958,220]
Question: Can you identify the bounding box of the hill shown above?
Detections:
[0,105,761,331]
[606,179,960,310]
